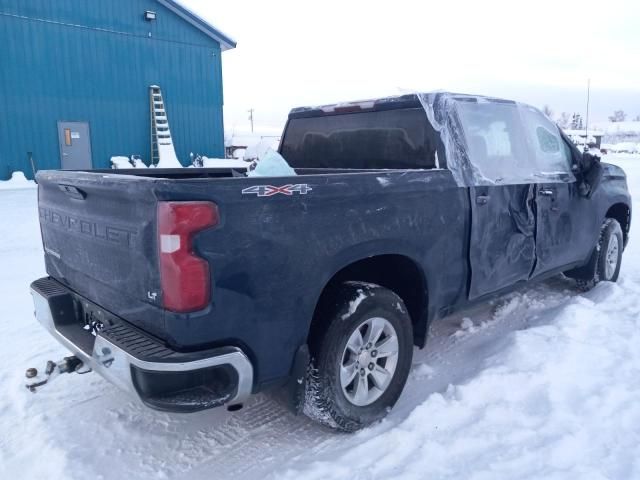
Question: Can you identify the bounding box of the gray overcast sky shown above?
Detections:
[182,0,640,132]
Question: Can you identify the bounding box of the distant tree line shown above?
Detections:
[541,105,640,127]
[609,110,626,122]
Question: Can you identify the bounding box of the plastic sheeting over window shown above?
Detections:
[416,93,575,187]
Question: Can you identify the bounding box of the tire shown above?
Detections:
[303,281,413,432]
[577,218,623,290]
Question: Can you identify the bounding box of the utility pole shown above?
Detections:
[584,78,591,151]
[248,108,254,133]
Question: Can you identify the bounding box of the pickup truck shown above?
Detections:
[28,92,631,432]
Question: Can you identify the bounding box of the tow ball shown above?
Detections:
[25,356,91,392]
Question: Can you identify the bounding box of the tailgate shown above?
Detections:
[36,170,162,330]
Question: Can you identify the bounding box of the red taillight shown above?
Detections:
[158,201,218,312]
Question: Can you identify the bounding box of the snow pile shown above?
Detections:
[156,143,183,168]
[130,158,147,168]
[607,142,640,154]
[232,148,247,160]
[565,131,601,147]
[200,157,249,169]
[110,156,131,169]
[247,149,296,177]
[243,138,281,162]
[110,156,148,169]
[0,171,36,190]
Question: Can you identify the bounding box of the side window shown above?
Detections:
[455,101,532,184]
[465,120,514,181]
[454,100,575,185]
[484,121,512,156]
[537,126,560,153]
[520,106,575,180]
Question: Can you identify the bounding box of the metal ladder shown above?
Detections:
[149,85,180,167]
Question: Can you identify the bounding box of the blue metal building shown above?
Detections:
[0,0,236,179]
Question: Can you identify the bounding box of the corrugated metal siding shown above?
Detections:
[0,0,225,178]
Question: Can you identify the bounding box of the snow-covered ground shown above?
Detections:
[1,156,639,480]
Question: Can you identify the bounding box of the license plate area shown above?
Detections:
[74,295,120,338]
[31,277,120,356]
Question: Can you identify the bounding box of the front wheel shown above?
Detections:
[304,282,413,432]
[576,218,623,290]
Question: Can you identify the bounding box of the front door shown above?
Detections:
[521,112,600,276]
[532,152,601,276]
[533,182,585,275]
[58,121,92,169]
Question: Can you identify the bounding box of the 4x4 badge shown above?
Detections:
[242,184,313,197]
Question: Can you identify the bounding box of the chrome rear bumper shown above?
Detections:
[31,278,254,411]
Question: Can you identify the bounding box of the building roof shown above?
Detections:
[157,0,236,51]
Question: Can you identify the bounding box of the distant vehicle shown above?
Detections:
[27,93,631,432]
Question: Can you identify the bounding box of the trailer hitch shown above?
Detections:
[25,356,91,393]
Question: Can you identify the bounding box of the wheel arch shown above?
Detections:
[605,202,631,248]
[308,254,430,349]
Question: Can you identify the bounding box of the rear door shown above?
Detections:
[58,121,92,169]
[468,184,536,299]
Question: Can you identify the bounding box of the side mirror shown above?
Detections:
[577,151,603,198]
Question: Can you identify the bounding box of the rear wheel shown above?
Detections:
[304,282,413,432]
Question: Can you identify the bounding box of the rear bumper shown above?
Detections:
[30,277,254,412]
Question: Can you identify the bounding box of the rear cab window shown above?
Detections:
[281,107,443,170]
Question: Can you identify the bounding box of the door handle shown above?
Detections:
[58,184,87,200]
[476,195,490,205]
[539,189,555,196]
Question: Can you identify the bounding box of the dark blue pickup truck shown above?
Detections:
[29,93,631,431]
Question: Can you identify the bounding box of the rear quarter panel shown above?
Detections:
[157,169,470,387]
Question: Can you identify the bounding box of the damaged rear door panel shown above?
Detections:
[469,184,536,299]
